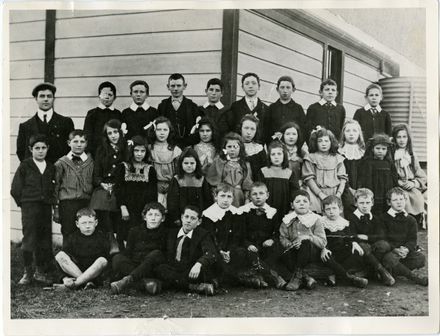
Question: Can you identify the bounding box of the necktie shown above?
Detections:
[325,102,332,108]
[175,235,187,262]
[71,155,82,163]
[360,215,369,223]
[136,107,144,114]
[249,100,255,111]
[371,108,377,115]
[43,114,48,124]
[396,212,405,219]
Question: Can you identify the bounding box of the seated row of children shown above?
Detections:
[52,183,427,296]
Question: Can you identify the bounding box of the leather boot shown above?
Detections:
[18,267,33,285]
[393,263,428,286]
[110,275,133,294]
[188,283,215,296]
[269,269,287,289]
[33,267,53,285]
[303,273,317,290]
[285,269,302,291]
[143,278,162,295]
[377,264,395,286]
[346,273,368,288]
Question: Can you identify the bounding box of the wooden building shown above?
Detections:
[9,8,425,242]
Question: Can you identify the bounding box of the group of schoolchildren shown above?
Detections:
[11,72,428,297]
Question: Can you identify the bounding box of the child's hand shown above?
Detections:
[399,180,415,190]
[351,242,364,256]
[262,239,274,247]
[321,248,332,262]
[101,182,109,191]
[292,236,308,249]
[220,250,230,263]
[53,207,60,223]
[248,245,258,253]
[189,262,202,279]
[357,234,368,241]
[120,206,130,221]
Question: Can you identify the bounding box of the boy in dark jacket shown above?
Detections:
[380,187,428,286]
[54,208,109,289]
[155,205,217,295]
[110,202,166,294]
[11,134,56,285]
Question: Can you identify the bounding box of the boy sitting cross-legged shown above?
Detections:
[155,205,218,295]
[110,202,166,295]
[54,208,109,290]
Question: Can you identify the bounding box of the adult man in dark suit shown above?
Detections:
[16,82,74,163]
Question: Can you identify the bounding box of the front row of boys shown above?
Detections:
[50,182,427,295]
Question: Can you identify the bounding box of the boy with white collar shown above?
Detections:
[353,83,392,141]
[121,80,159,140]
[239,182,286,289]
[305,78,346,143]
[83,81,122,158]
[380,187,427,286]
[199,78,227,125]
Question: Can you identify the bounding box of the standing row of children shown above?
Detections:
[11,73,428,295]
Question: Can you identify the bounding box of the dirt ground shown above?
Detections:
[10,232,428,319]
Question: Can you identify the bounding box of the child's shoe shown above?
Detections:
[188,283,215,296]
[142,278,162,295]
[285,269,302,291]
[110,275,133,294]
[346,273,368,288]
[84,281,96,290]
[18,269,33,285]
[376,265,395,286]
[408,272,428,286]
[33,268,53,285]
[303,274,317,290]
[325,274,336,287]
[256,275,268,288]
[269,270,287,289]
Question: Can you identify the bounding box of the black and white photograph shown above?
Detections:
[4,0,439,335]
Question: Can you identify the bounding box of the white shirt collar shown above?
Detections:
[353,209,373,220]
[32,158,47,173]
[202,203,242,222]
[37,108,54,122]
[203,101,224,109]
[282,211,322,228]
[130,101,150,111]
[67,151,88,161]
[387,208,408,218]
[238,202,277,219]
[98,103,115,111]
[364,103,382,112]
[319,98,337,106]
[177,227,193,239]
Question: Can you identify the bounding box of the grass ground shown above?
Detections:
[10,232,429,319]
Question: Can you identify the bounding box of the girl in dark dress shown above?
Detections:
[239,114,266,180]
[192,117,218,175]
[257,141,299,221]
[167,147,213,227]
[115,135,158,242]
[358,133,398,215]
[279,121,305,185]
[90,119,127,253]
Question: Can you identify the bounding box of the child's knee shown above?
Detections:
[372,240,391,254]
[55,251,69,264]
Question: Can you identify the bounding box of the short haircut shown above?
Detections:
[276,76,295,89]
[32,82,56,98]
[322,195,343,210]
[29,134,48,148]
[365,83,383,96]
[386,187,407,201]
[76,208,96,220]
[168,73,185,83]
[320,78,338,92]
[69,129,88,141]
[130,80,149,95]
[250,181,268,193]
[292,189,310,202]
[142,202,166,218]
[241,72,260,85]
[206,78,224,91]
[354,188,374,201]
[214,182,234,195]
[182,205,202,219]
[98,81,117,97]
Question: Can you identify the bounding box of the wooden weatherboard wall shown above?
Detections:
[10,10,47,242]
[236,10,323,106]
[9,9,224,242]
